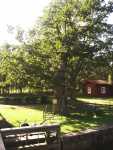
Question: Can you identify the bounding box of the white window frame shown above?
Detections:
[87,87,91,94]
[101,86,106,94]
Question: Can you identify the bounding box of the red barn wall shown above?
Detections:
[85,83,97,97]
[97,85,113,97]
[83,80,113,97]
[84,82,113,97]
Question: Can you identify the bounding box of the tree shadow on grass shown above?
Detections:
[60,100,113,133]
[21,104,52,113]
[60,113,113,134]
[68,99,113,116]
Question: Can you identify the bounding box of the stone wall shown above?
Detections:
[62,125,113,150]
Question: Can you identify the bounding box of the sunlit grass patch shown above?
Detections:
[0,105,43,126]
[78,97,113,106]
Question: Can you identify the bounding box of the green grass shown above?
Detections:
[78,97,113,105]
[0,105,43,126]
[0,97,113,134]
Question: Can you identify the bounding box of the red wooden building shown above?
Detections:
[83,80,113,97]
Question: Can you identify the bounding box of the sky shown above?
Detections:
[0,0,51,45]
[0,0,112,45]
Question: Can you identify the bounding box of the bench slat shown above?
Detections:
[0,124,60,150]
[1,124,59,136]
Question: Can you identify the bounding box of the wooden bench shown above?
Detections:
[0,124,61,150]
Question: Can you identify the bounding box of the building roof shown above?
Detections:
[84,80,112,85]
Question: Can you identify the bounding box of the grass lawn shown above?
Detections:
[0,97,113,134]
